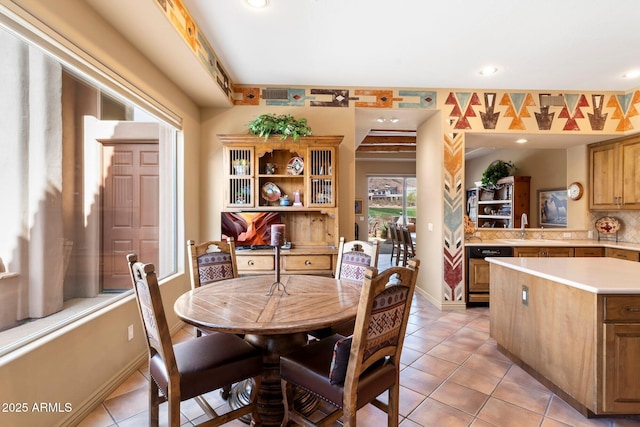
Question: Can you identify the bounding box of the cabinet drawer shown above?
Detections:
[604,296,640,322]
[605,248,640,262]
[283,255,332,271]
[237,255,274,271]
[574,247,604,257]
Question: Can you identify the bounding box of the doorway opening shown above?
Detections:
[367,176,417,239]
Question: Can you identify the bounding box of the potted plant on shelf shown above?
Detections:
[247,114,313,141]
[480,160,515,189]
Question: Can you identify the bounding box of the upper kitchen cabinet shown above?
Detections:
[589,135,640,210]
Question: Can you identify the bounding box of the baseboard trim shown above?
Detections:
[59,321,185,426]
[414,287,466,311]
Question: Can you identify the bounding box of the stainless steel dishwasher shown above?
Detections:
[466,246,514,305]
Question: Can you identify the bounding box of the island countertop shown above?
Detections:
[486,257,640,294]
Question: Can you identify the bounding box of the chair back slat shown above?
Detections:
[364,284,411,361]
[127,254,176,369]
[188,238,238,289]
[335,237,380,283]
[347,259,420,380]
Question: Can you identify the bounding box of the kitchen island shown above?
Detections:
[487,257,640,417]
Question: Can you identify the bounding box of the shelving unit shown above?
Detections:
[473,176,530,229]
[220,134,343,275]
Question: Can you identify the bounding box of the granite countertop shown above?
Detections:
[465,238,640,251]
[486,257,640,294]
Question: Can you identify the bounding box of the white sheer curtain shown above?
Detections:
[0,28,64,320]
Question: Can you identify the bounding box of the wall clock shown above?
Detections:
[568,182,584,200]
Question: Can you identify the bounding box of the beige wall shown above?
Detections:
[0,1,201,425]
[416,113,446,305]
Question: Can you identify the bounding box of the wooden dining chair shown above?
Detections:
[188,238,239,339]
[334,237,380,284]
[126,254,263,427]
[280,259,420,427]
[309,237,380,340]
[400,226,416,267]
[388,224,400,267]
[187,238,238,290]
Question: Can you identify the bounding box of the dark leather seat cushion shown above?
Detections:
[150,332,263,400]
[280,334,395,408]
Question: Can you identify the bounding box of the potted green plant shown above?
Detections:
[247,114,313,141]
[480,160,515,189]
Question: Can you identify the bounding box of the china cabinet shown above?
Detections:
[219,134,342,275]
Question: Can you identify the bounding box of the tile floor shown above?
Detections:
[77,254,640,427]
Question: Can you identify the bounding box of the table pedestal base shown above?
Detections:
[230,332,317,426]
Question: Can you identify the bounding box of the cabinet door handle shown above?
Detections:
[627,307,640,312]
[305,260,312,265]
[248,260,255,266]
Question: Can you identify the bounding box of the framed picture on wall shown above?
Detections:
[538,188,567,228]
[354,198,363,214]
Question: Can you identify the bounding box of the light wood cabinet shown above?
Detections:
[221,135,340,210]
[220,135,342,275]
[467,258,490,303]
[474,176,531,229]
[574,247,604,257]
[589,135,640,210]
[514,247,575,257]
[604,247,639,261]
[601,296,640,413]
[491,266,640,416]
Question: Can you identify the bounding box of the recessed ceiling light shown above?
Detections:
[246,0,269,8]
[390,118,400,123]
[515,138,528,144]
[376,117,386,123]
[479,66,498,76]
[622,69,640,79]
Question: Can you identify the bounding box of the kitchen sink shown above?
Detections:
[498,239,567,245]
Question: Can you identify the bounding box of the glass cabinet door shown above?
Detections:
[308,147,335,207]
[226,146,254,207]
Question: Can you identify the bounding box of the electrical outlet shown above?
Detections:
[588,230,594,239]
[128,324,134,341]
[563,232,571,238]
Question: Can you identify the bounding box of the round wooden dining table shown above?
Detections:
[173,274,361,426]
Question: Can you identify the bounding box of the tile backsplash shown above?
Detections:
[588,211,640,243]
[471,211,639,243]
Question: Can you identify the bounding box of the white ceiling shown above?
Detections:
[88,0,639,151]
[183,0,640,92]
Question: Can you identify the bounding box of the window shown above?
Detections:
[367,176,417,238]
[0,25,179,355]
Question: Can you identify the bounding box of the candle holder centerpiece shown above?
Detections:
[267,224,288,295]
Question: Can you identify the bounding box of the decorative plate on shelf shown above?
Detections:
[595,216,620,234]
[261,182,281,202]
[287,157,304,175]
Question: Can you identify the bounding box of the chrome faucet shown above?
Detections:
[520,213,528,239]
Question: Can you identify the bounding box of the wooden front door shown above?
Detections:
[101,142,159,291]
